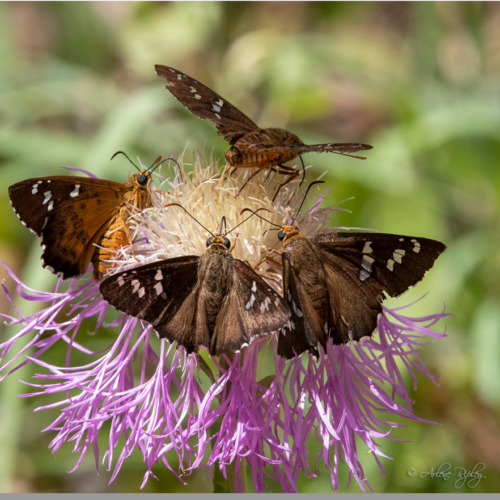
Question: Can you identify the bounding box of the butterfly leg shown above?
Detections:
[264,165,281,181]
[235,168,265,197]
[252,255,282,271]
[272,169,300,202]
[120,217,140,262]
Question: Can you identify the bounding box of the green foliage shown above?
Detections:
[0,1,499,493]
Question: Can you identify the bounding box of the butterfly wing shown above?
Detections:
[277,256,323,359]
[210,259,291,355]
[312,232,446,343]
[9,176,128,280]
[266,142,373,158]
[99,256,209,353]
[155,65,260,145]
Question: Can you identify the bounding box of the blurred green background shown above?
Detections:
[0,1,499,493]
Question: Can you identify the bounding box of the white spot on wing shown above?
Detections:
[42,191,52,205]
[359,269,370,281]
[154,282,163,295]
[32,184,38,194]
[292,300,304,318]
[216,99,223,107]
[251,281,257,292]
[70,185,80,197]
[246,294,256,310]
[155,269,163,281]
[138,287,146,298]
[362,241,373,254]
[215,113,221,119]
[361,255,374,272]
[387,259,395,271]
[45,265,55,273]
[132,279,140,293]
[160,292,167,300]
[393,249,405,264]
[190,86,197,93]
[260,296,271,313]
[411,239,421,253]
[47,201,54,211]
[212,104,221,112]
[118,277,125,286]
[194,94,201,99]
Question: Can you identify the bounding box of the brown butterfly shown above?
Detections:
[8,153,175,281]
[155,65,372,200]
[100,209,291,355]
[243,182,447,358]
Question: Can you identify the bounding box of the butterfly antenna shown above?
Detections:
[165,203,215,237]
[238,208,282,229]
[225,208,275,236]
[218,216,227,236]
[299,156,306,187]
[147,156,162,171]
[111,151,140,172]
[149,157,183,181]
[292,180,325,224]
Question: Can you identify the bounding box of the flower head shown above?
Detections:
[1,156,449,492]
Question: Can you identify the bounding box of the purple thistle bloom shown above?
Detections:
[1,160,450,492]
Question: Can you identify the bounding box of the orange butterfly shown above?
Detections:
[8,153,175,280]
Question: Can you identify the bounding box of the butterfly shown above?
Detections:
[243,182,447,358]
[155,65,372,200]
[8,152,173,281]
[99,210,291,356]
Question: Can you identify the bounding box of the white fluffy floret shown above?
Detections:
[109,153,342,291]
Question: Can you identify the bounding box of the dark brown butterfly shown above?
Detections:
[155,65,372,200]
[8,153,172,281]
[99,211,291,356]
[243,183,447,358]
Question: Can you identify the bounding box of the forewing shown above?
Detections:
[155,65,260,144]
[9,176,128,279]
[311,232,446,342]
[281,142,373,157]
[99,256,209,353]
[277,257,324,359]
[210,259,290,356]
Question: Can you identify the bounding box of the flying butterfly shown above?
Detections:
[99,209,291,356]
[8,152,177,280]
[155,65,372,200]
[243,182,447,358]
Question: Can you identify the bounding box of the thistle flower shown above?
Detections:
[1,156,449,493]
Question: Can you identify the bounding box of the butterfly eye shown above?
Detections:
[278,231,286,241]
[206,237,213,247]
[224,238,231,249]
[137,174,148,186]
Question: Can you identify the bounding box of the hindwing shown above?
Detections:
[9,176,129,280]
[155,65,260,144]
[211,259,291,355]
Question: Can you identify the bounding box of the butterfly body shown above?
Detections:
[100,234,291,356]
[155,65,372,196]
[277,225,446,358]
[9,171,153,281]
[91,173,153,279]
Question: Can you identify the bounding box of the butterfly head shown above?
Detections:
[132,171,152,188]
[206,235,231,252]
[278,224,302,247]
